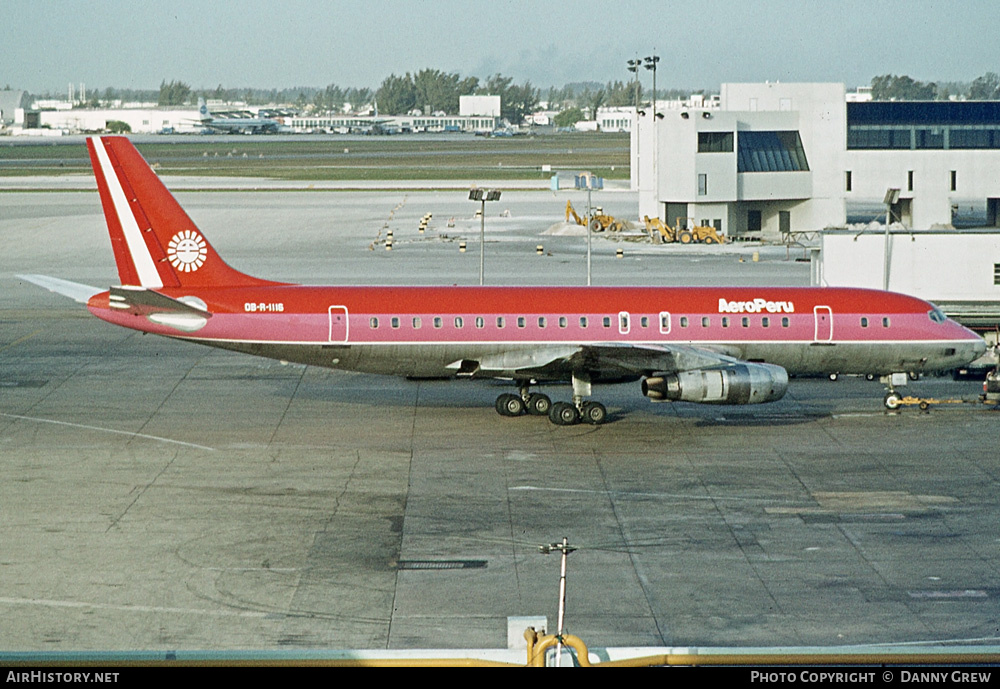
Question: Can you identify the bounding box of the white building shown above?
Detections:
[632,82,1000,240]
[460,95,501,118]
[596,106,635,133]
[38,107,202,133]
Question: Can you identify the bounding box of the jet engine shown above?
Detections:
[641,363,788,405]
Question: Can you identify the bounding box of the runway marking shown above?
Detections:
[0,328,43,354]
[510,485,795,504]
[0,413,215,451]
[0,596,268,618]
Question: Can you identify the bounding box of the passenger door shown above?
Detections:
[329,306,349,343]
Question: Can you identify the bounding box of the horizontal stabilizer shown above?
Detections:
[18,274,103,304]
[109,286,211,333]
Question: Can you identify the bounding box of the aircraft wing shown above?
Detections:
[454,342,744,380]
[18,274,103,304]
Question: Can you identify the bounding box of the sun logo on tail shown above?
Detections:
[167,230,208,272]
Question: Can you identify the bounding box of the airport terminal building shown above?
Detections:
[632,83,1000,240]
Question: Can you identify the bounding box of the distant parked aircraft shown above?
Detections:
[194,98,280,134]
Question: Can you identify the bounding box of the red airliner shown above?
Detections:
[23,137,986,424]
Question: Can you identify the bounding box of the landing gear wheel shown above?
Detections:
[581,401,608,425]
[865,373,876,381]
[918,400,930,411]
[908,371,920,381]
[549,401,580,426]
[526,393,552,416]
[496,393,525,417]
[884,392,903,410]
[828,373,839,381]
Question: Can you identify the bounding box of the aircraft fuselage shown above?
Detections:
[87,284,984,381]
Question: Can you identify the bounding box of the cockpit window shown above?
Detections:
[928,308,946,324]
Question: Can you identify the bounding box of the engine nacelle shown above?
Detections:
[641,363,788,405]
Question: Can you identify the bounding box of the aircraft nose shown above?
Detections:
[974,338,988,359]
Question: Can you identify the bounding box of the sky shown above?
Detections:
[4,0,999,95]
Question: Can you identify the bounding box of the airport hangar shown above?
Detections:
[631,82,1000,241]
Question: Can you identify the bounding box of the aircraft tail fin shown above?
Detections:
[86,136,278,289]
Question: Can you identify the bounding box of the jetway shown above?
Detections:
[812,229,1000,331]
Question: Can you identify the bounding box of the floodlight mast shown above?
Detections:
[643,54,660,120]
[539,537,577,667]
[468,188,501,286]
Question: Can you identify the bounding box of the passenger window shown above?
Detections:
[722,317,729,327]
[412,317,422,329]
[701,316,709,328]
[680,316,689,327]
[517,317,526,328]
[640,316,648,328]
[861,317,868,328]
[781,317,789,328]
[882,317,890,327]
[454,317,463,328]
[602,316,611,328]
[475,316,484,328]
[538,317,546,328]
[762,317,769,328]
[580,316,588,328]
[659,312,671,334]
[741,317,749,327]
[369,317,379,329]
[496,316,505,328]
[433,317,442,328]
[559,317,567,328]
[391,317,400,329]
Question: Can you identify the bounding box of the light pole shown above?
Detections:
[468,188,501,286]
[626,57,641,110]
[575,172,601,286]
[643,54,660,120]
[627,58,642,193]
[539,537,576,667]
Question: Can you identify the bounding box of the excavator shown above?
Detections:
[566,200,628,232]
[643,216,726,244]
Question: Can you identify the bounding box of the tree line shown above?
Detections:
[372,70,539,124]
[31,70,1000,125]
[870,72,1000,100]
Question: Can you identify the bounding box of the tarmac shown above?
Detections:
[2,182,1000,659]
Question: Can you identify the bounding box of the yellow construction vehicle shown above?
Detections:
[643,215,726,244]
[566,200,627,232]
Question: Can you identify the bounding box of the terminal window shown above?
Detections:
[847,102,1000,149]
[698,131,734,152]
[737,131,809,172]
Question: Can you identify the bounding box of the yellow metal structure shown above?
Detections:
[17,630,1000,666]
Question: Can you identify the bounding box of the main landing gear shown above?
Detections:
[495,376,609,425]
